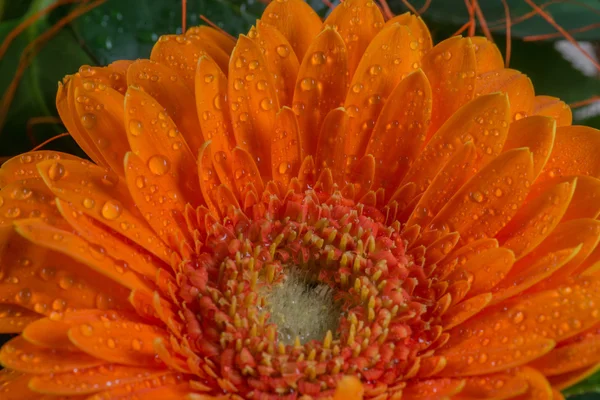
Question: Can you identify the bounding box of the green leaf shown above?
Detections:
[564,368,600,397]
[0,0,94,155]
[70,0,264,65]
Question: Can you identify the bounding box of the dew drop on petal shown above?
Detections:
[260,98,273,111]
[82,198,95,209]
[147,155,170,176]
[276,45,290,58]
[129,120,143,136]
[101,200,123,220]
[80,113,97,129]
[48,162,65,181]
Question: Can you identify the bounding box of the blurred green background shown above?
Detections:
[0,0,599,397]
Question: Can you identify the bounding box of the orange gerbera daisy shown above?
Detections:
[1,0,600,399]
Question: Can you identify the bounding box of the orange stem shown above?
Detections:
[182,0,187,32]
[452,21,472,37]
[418,0,432,14]
[400,0,419,16]
[379,0,395,19]
[199,15,236,41]
[501,0,511,67]
[570,95,600,109]
[523,0,600,72]
[523,22,600,41]
[32,133,70,151]
[26,116,62,147]
[473,0,493,41]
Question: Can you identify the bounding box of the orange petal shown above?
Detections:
[124,86,200,204]
[72,79,128,176]
[36,159,172,264]
[512,367,553,400]
[0,151,80,188]
[292,27,347,158]
[385,13,433,57]
[0,369,36,400]
[123,152,191,248]
[403,378,466,398]
[195,56,236,188]
[253,21,300,108]
[231,147,264,204]
[0,178,67,229]
[28,365,166,396]
[450,275,600,349]
[197,142,222,217]
[435,238,498,280]
[324,0,384,79]
[333,376,364,400]
[344,23,420,161]
[185,25,235,55]
[228,36,280,177]
[315,108,349,184]
[88,374,188,400]
[562,176,600,221]
[14,219,154,293]
[150,35,228,88]
[475,69,535,121]
[530,219,600,288]
[401,93,510,195]
[0,304,40,333]
[530,333,600,376]
[549,363,600,390]
[68,319,168,366]
[0,336,103,373]
[533,95,572,127]
[471,37,504,74]
[57,77,110,168]
[271,107,301,191]
[497,179,576,260]
[407,141,476,231]
[503,116,556,179]
[456,373,528,400]
[366,69,432,197]
[261,0,322,62]
[55,199,165,281]
[429,148,534,244]
[539,125,600,182]
[462,247,515,296]
[442,292,492,330]
[421,37,477,141]
[347,154,375,200]
[127,59,203,155]
[0,225,132,314]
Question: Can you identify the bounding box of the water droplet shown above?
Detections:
[131,339,143,351]
[204,74,214,83]
[276,45,290,58]
[512,311,525,324]
[148,155,170,176]
[80,324,94,337]
[301,78,316,91]
[409,41,418,50]
[260,98,273,111]
[352,84,363,93]
[256,80,268,91]
[101,200,122,220]
[213,94,223,110]
[59,276,74,289]
[5,207,21,219]
[443,51,452,60]
[48,162,65,181]
[234,79,245,90]
[81,113,96,130]
[369,65,382,76]
[129,120,143,136]
[278,162,289,175]
[239,113,249,122]
[494,188,503,197]
[82,198,95,209]
[311,51,326,65]
[470,191,484,203]
[249,60,259,70]
[16,288,31,304]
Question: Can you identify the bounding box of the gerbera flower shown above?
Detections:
[1,0,599,398]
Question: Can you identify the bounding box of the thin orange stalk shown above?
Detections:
[418,0,432,14]
[182,0,187,32]
[321,0,335,9]
[199,15,236,41]
[465,0,476,37]
[379,0,395,19]
[569,95,600,109]
[26,116,62,147]
[31,133,70,151]
[0,0,106,135]
[523,23,600,41]
[0,0,82,62]
[473,0,493,42]
[501,0,512,67]
[400,0,419,16]
[452,21,472,37]
[487,0,563,29]
[523,0,600,72]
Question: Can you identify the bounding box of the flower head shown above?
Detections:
[1,0,600,399]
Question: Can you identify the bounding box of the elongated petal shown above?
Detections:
[88,375,188,400]
[315,108,349,184]
[0,336,103,373]
[344,23,420,160]
[497,179,576,260]
[0,151,80,188]
[539,125,600,182]
[513,367,553,400]
[271,107,301,191]
[0,304,40,333]
[366,69,431,197]
[232,147,264,203]
[253,21,300,108]
[401,93,509,195]
[36,159,172,264]
[422,37,477,140]
[456,373,528,400]
[475,69,535,121]
[403,378,465,397]
[151,35,228,88]
[562,176,600,221]
[124,86,200,204]
[14,219,154,293]
[442,293,492,330]
[533,95,572,127]
[293,27,347,158]
[127,59,203,154]
[0,369,35,400]
[323,0,384,80]
[503,116,556,179]
[261,0,322,62]
[385,13,433,57]
[430,148,534,244]
[228,36,280,176]
[471,37,504,74]
[462,247,515,296]
[186,25,235,55]
[530,333,600,376]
